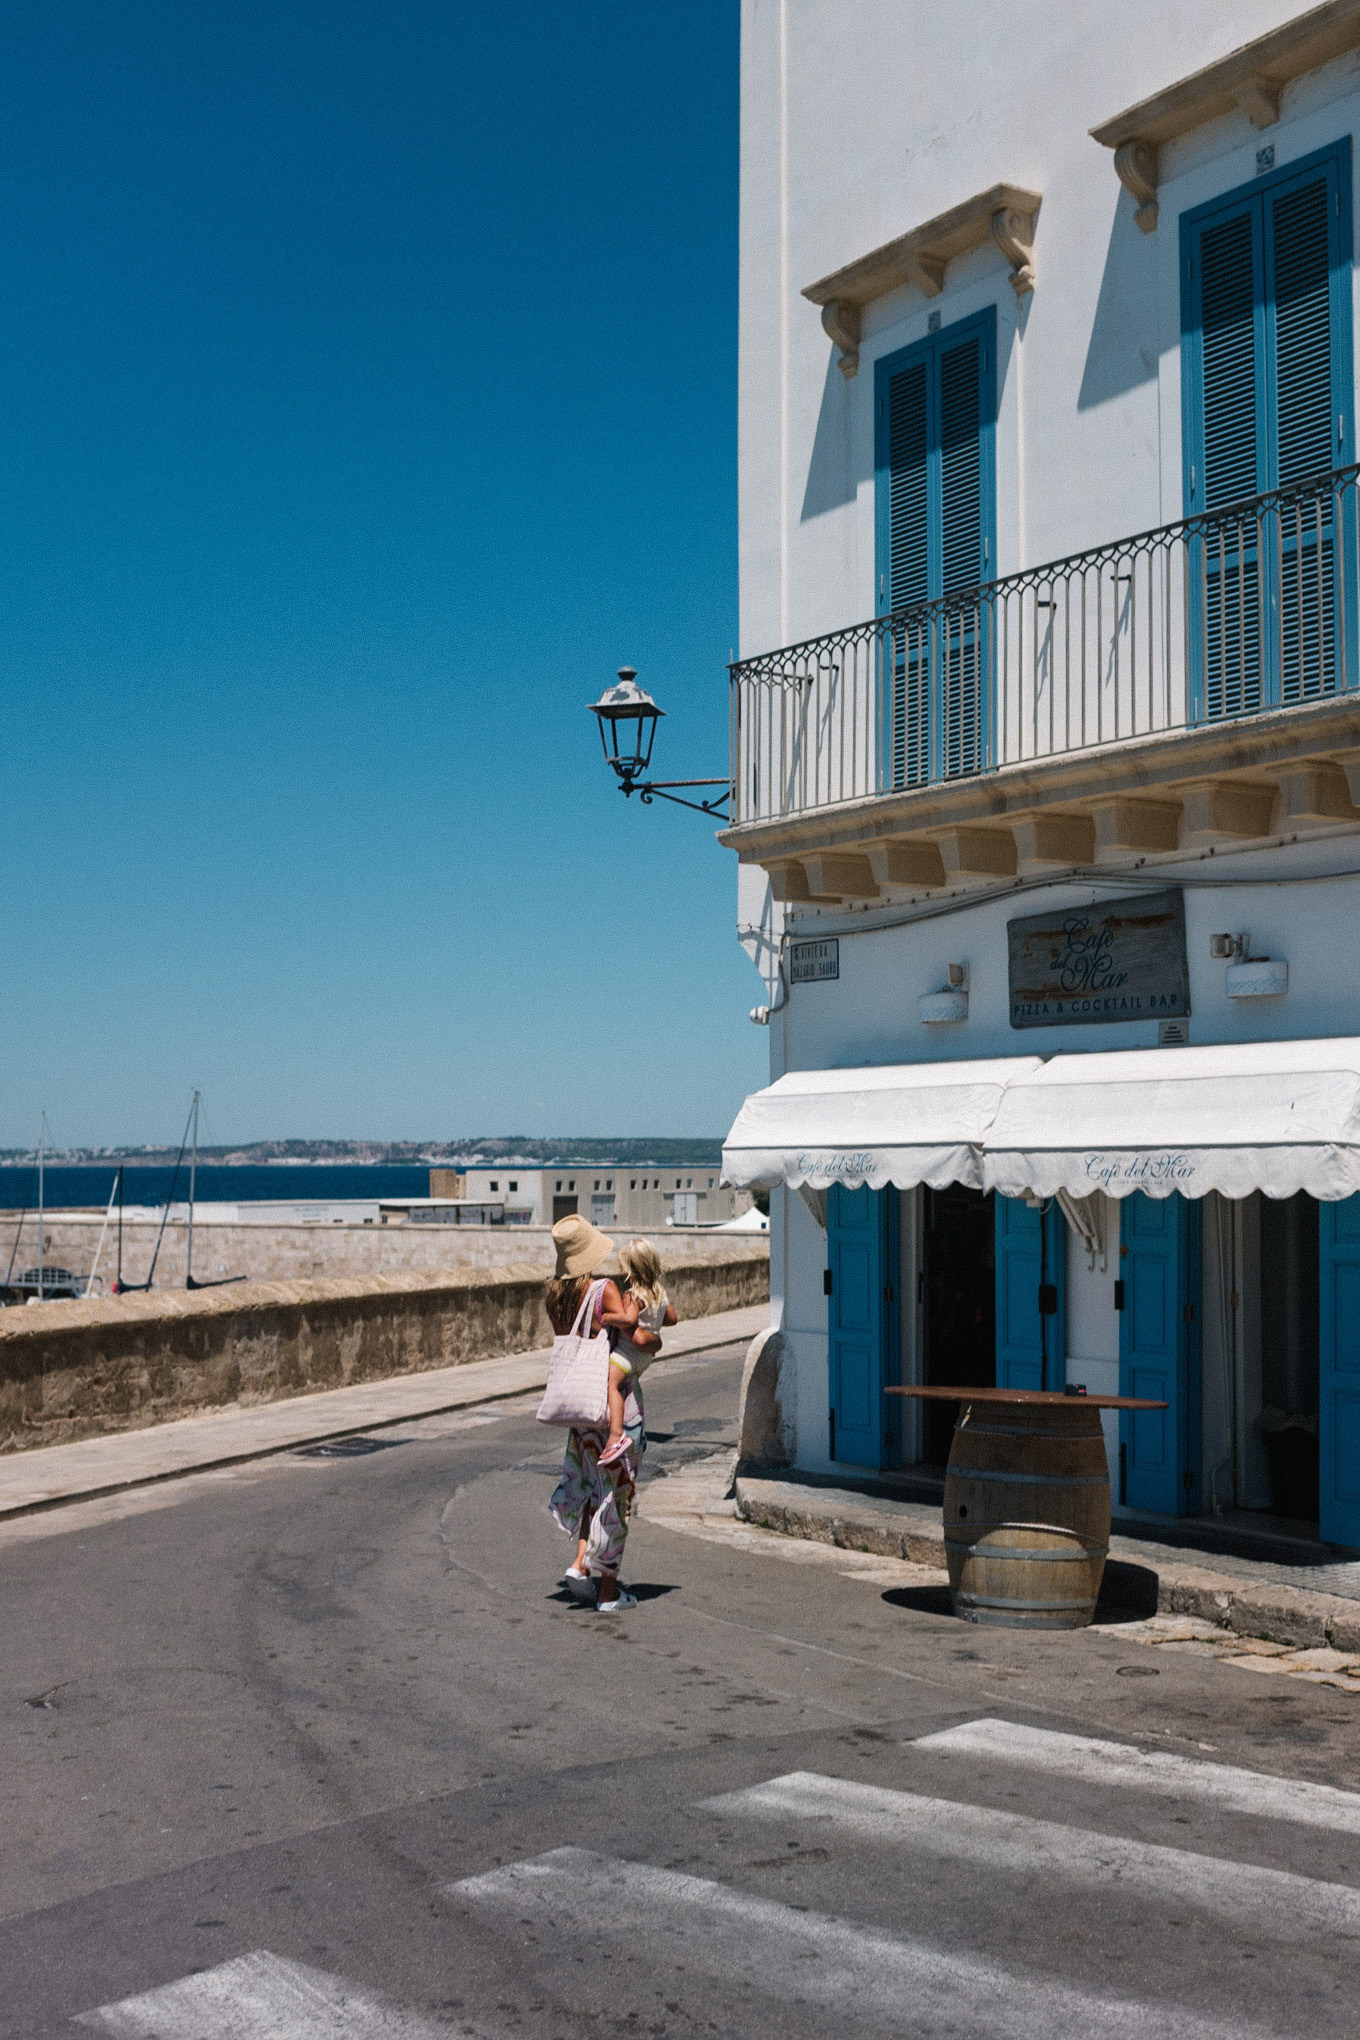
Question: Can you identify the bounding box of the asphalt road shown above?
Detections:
[3,1339,1360,2037]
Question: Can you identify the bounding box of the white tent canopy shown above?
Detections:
[723,1037,1360,1203]
[983,1037,1360,1202]
[720,1056,1042,1193]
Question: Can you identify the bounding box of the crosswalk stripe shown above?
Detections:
[76,1950,448,2038]
[450,1847,1267,2040]
[914,1718,1360,1835]
[699,1770,1360,1935]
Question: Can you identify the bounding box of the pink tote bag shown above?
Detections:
[536,1279,611,1429]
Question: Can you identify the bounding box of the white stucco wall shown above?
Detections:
[740,0,1360,660]
[738,4,1360,1481]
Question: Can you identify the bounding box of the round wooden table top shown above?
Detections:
[885,1385,1168,1410]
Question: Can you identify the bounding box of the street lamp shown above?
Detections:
[587,667,729,820]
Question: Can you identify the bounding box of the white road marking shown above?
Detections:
[450,1847,1266,2040]
[699,1770,1360,1935]
[914,1717,1360,1835]
[76,1950,451,2038]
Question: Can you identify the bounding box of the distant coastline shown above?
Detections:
[0,1135,726,1170]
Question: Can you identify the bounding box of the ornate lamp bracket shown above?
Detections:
[820,300,861,379]
[1113,138,1160,234]
[989,204,1038,295]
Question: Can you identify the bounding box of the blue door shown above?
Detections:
[1181,141,1357,718]
[1319,1196,1360,1547]
[1118,1192,1201,1514]
[994,1196,1066,1392]
[827,1184,899,1468]
[876,308,997,787]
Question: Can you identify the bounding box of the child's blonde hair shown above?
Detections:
[618,1237,664,1308]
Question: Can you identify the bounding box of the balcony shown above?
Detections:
[724,468,1360,901]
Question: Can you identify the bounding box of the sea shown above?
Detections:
[0,1163,436,1212]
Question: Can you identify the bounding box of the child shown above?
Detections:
[599,1239,679,1467]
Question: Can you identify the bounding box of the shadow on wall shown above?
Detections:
[801,348,861,520]
[1077,187,1161,413]
[800,305,1023,527]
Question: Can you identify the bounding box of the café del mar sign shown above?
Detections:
[1007,888,1189,1029]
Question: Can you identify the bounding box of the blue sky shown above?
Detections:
[1,1,765,1149]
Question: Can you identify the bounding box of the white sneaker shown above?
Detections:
[597,1589,637,1613]
[562,1567,595,1603]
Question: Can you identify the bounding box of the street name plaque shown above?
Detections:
[790,938,839,983]
[1007,888,1189,1029]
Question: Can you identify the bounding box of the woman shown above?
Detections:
[545,1214,658,1613]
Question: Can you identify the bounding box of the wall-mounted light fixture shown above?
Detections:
[589,668,730,820]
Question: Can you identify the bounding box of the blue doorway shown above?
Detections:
[1319,1195,1360,1546]
[994,1195,1066,1393]
[826,1183,899,1469]
[1118,1192,1202,1514]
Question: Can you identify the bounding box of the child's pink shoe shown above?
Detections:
[598,1434,630,1468]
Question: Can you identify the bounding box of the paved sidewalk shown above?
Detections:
[735,1471,1360,1653]
[0,1304,770,1520]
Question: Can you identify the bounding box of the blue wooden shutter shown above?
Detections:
[1197,207,1262,511]
[885,360,930,787]
[826,1184,897,1468]
[938,337,984,594]
[876,311,996,792]
[1183,144,1354,719]
[938,335,986,779]
[1192,205,1264,719]
[1267,171,1339,703]
[1318,1196,1360,1547]
[1118,1193,1201,1515]
[994,1196,1065,1393]
[1268,174,1334,488]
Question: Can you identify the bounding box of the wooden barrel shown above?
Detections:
[943,1401,1110,1629]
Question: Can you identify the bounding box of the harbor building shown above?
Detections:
[721,0,1360,1547]
[428,1166,747,1229]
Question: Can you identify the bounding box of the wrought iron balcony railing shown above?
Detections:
[728,465,1360,826]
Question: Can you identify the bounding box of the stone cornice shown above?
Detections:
[1091,0,1360,232]
[803,183,1041,376]
[718,694,1360,865]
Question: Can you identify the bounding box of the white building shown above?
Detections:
[443,1166,742,1229]
[722,0,1360,1546]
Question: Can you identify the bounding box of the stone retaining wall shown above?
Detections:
[0,1213,765,1290]
[0,1254,769,1455]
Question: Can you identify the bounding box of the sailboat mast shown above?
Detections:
[116,1164,124,1293]
[37,1111,45,1303]
[186,1090,200,1288]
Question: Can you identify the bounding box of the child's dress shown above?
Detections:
[611,1291,670,1455]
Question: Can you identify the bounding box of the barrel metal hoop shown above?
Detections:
[945,1539,1108,1563]
[957,1422,1104,1442]
[954,1592,1100,1612]
[946,1467,1109,1487]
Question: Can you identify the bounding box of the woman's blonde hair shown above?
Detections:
[617,1237,664,1308]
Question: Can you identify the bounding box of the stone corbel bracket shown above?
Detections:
[1092,1,1360,233]
[990,204,1036,295]
[803,182,1042,374]
[1114,139,1160,235]
[820,300,862,379]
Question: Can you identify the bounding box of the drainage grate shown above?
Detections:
[295,1436,404,1459]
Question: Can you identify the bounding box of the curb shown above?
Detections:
[734,1475,1360,1653]
[0,1317,767,1527]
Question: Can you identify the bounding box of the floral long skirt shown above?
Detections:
[549,1405,643,1578]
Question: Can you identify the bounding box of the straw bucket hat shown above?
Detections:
[552,1213,615,1278]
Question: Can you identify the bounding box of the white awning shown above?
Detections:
[983,1036,1360,1202]
[721,1056,1043,1193]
